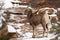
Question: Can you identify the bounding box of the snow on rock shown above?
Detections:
[57,21,60,24]
[22,33,57,40]
[57,8,60,11]
[24,32,33,38]
[3,0,13,9]
[7,22,25,29]
[0,19,2,28]
[7,25,16,33]
[9,14,27,23]
[9,33,57,40]
[0,10,5,28]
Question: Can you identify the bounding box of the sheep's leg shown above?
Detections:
[43,26,46,37]
[42,23,46,37]
[45,24,48,37]
[43,24,48,37]
[32,26,35,38]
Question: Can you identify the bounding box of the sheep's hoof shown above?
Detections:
[39,36,43,38]
[44,36,48,37]
[32,36,35,38]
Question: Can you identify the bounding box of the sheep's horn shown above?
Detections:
[34,9,40,14]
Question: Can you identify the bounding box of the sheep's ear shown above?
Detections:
[27,11,33,18]
[24,9,28,15]
[24,8,30,14]
[28,10,32,16]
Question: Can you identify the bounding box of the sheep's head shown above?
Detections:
[24,8,33,18]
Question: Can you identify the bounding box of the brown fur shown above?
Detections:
[25,8,48,38]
